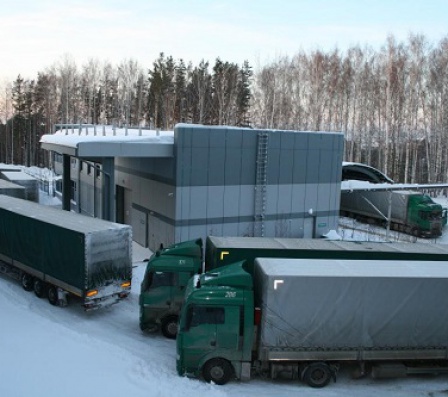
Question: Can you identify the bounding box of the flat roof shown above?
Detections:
[0,179,25,190]
[1,171,36,181]
[0,195,129,233]
[40,126,174,158]
[256,257,448,278]
[207,236,448,255]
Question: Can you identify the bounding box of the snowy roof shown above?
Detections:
[341,179,448,192]
[207,235,448,255]
[0,195,128,233]
[0,164,22,172]
[40,125,174,158]
[1,171,37,181]
[0,179,25,190]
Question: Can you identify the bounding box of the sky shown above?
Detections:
[1,0,447,82]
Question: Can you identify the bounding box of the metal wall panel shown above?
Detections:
[107,125,343,249]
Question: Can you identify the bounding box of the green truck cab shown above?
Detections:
[139,239,202,338]
[176,262,254,385]
[408,194,446,235]
[340,190,447,237]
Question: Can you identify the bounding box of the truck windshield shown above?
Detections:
[143,271,176,291]
[419,211,442,220]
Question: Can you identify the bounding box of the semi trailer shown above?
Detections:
[176,258,448,387]
[139,236,448,337]
[0,195,132,310]
[340,189,446,237]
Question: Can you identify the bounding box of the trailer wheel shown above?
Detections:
[47,285,58,306]
[302,362,332,388]
[203,358,233,385]
[33,279,47,298]
[161,315,178,339]
[21,273,34,291]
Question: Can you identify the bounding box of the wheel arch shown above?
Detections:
[199,354,237,380]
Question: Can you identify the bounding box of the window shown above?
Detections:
[143,271,177,291]
[55,179,62,194]
[70,180,76,200]
[54,153,62,164]
[185,305,225,330]
[152,271,175,288]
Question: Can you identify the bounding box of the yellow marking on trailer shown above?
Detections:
[220,251,229,260]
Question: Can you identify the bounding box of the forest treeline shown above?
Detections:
[1,33,448,184]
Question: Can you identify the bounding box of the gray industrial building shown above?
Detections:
[41,124,343,252]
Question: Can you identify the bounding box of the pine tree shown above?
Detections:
[174,59,187,123]
[236,60,253,126]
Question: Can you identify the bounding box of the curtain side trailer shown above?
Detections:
[0,196,132,310]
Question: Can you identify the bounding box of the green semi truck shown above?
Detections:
[0,195,132,310]
[176,258,448,387]
[340,189,447,237]
[139,235,448,337]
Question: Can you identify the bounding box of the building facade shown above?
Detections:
[43,124,343,252]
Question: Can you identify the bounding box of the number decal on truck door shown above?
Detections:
[225,291,237,298]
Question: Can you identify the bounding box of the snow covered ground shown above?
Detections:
[1,184,448,396]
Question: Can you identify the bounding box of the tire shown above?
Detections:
[33,279,47,299]
[47,285,58,306]
[202,358,233,385]
[302,362,332,388]
[161,316,178,339]
[21,273,34,291]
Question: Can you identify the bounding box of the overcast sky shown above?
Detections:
[1,0,447,81]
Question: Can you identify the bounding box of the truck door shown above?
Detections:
[181,304,243,369]
[140,271,176,328]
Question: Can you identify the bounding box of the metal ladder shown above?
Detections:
[254,132,269,237]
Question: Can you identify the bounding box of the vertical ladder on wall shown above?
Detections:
[254,132,269,237]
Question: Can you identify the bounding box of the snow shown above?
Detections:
[1,175,448,396]
[40,126,174,147]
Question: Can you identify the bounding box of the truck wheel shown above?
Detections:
[47,285,58,306]
[21,273,34,291]
[33,279,47,298]
[203,358,233,385]
[302,362,332,388]
[161,316,178,339]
